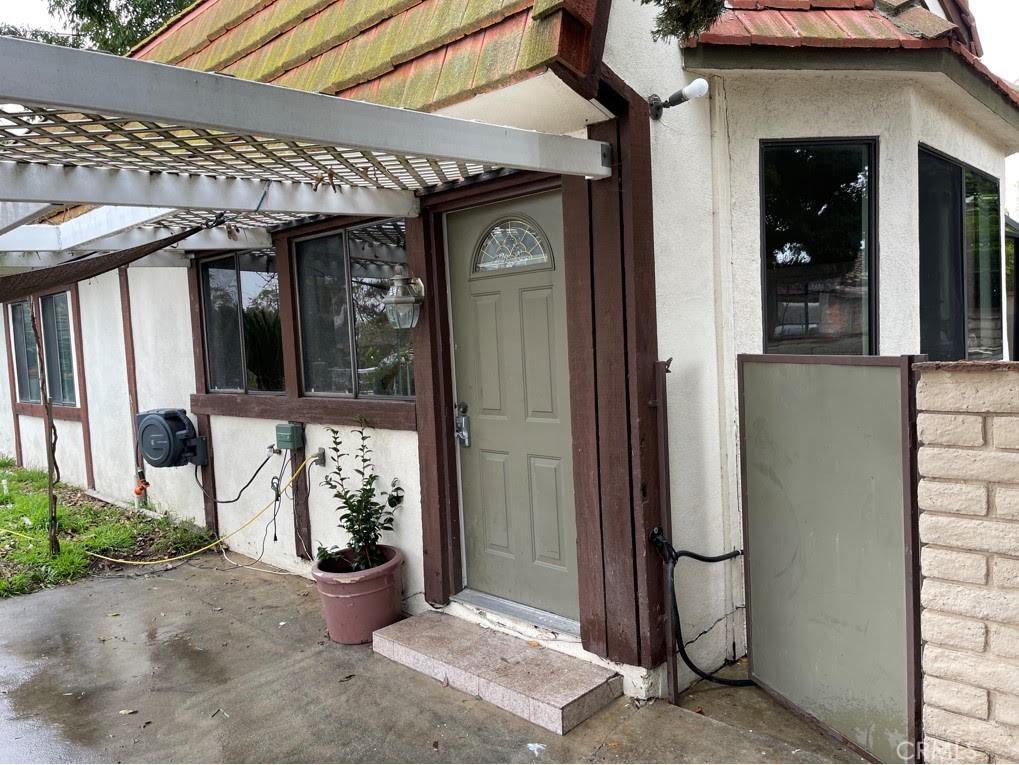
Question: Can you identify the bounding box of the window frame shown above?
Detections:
[918,144,1004,361]
[199,250,285,396]
[758,137,880,356]
[7,290,80,408]
[189,216,418,430]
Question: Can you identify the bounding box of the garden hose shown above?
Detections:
[0,454,317,567]
[649,527,754,688]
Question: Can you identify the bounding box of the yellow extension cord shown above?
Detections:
[0,454,317,567]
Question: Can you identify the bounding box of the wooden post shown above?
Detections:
[30,301,60,556]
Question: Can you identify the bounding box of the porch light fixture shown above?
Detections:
[382,268,425,329]
[648,78,709,120]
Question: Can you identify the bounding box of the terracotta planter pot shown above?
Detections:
[311,545,404,644]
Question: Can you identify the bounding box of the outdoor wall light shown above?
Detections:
[382,269,425,330]
[648,78,710,120]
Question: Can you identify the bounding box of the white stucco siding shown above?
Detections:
[77,272,136,500]
[18,415,88,486]
[204,417,423,596]
[304,424,424,605]
[128,266,204,524]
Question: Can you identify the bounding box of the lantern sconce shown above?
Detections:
[382,268,425,330]
[648,78,709,120]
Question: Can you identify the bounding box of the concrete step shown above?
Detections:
[373,612,622,734]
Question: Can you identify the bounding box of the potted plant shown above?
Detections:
[311,421,405,644]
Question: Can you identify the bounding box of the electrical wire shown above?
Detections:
[650,527,754,688]
[0,454,318,567]
[194,450,274,504]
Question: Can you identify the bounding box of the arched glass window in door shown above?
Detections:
[473,217,552,274]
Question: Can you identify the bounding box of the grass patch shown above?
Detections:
[0,465,215,598]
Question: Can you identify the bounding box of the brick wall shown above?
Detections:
[916,363,1019,763]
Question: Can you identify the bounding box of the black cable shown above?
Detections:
[650,528,754,688]
[194,450,274,504]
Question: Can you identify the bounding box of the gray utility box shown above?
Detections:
[275,423,304,451]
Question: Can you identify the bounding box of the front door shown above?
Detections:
[447,191,578,620]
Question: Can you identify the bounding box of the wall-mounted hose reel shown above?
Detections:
[137,409,208,468]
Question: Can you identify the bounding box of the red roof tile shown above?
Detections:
[690,3,1019,111]
[133,0,603,111]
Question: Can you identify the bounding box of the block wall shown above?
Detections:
[916,363,1019,763]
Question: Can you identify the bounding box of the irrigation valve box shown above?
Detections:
[275,423,304,451]
[137,409,209,468]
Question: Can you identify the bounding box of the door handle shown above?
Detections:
[454,401,471,448]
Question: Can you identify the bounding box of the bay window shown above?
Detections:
[919,148,1003,361]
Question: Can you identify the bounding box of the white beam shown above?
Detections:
[59,206,174,250]
[0,162,419,217]
[0,221,272,253]
[0,251,73,268]
[0,225,60,251]
[84,225,271,252]
[0,202,57,234]
[0,36,612,180]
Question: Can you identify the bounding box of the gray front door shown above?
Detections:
[447,191,579,620]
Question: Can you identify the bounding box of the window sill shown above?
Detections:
[189,393,417,431]
[14,402,83,422]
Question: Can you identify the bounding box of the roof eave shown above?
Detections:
[683,44,1019,139]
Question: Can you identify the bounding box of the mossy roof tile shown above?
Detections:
[135,0,596,110]
[516,11,564,70]
[137,1,269,62]
[182,0,333,72]
[432,34,484,106]
[474,12,527,90]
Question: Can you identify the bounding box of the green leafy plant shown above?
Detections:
[317,422,404,572]
[639,0,725,42]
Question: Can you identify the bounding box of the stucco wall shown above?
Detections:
[203,417,423,603]
[77,272,136,500]
[915,363,1019,763]
[18,415,87,487]
[127,265,205,525]
[603,0,739,690]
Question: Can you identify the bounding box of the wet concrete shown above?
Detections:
[0,553,866,763]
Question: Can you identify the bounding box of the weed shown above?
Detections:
[0,467,213,597]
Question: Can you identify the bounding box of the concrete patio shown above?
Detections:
[0,552,864,763]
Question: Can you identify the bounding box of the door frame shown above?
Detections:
[409,81,665,669]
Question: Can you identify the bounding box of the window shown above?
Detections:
[919,148,1002,361]
[473,218,551,273]
[200,250,284,393]
[198,219,414,401]
[9,292,77,406]
[761,140,876,354]
[294,220,414,398]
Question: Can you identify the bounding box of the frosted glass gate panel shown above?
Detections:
[739,356,919,763]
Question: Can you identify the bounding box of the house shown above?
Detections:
[1,0,1017,758]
